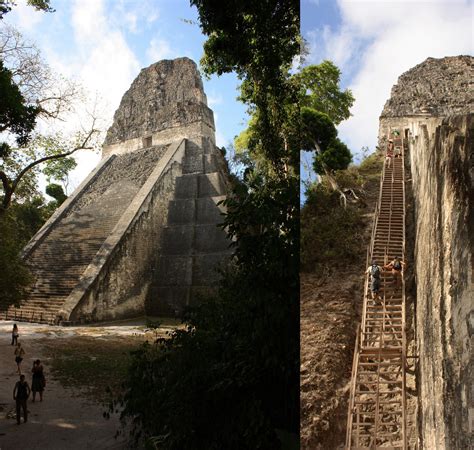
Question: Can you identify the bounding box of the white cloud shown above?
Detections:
[71,0,107,45]
[207,93,223,108]
[146,38,174,63]
[146,11,159,24]
[307,0,474,157]
[125,13,138,33]
[40,0,140,190]
[9,0,45,31]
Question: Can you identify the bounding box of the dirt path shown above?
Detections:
[0,321,136,450]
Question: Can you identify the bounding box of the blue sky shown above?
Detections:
[301,0,473,199]
[4,0,248,188]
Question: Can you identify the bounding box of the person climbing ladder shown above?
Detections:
[366,260,382,301]
[385,139,394,167]
[384,256,406,289]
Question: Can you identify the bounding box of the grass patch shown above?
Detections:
[39,335,144,403]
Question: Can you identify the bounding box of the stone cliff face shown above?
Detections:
[410,115,473,450]
[379,56,473,449]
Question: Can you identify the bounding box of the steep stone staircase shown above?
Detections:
[2,146,167,324]
[346,134,411,449]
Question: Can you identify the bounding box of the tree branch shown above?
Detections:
[10,127,98,199]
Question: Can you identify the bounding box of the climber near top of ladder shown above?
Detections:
[385,139,394,168]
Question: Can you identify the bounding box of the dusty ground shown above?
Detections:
[300,272,363,450]
[0,319,177,450]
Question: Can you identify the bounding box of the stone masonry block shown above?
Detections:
[146,286,189,317]
[198,173,226,197]
[168,199,195,224]
[155,256,192,286]
[175,174,198,199]
[203,155,218,173]
[195,224,231,253]
[160,225,193,254]
[196,196,226,224]
[185,141,202,158]
[182,155,204,174]
[192,253,230,285]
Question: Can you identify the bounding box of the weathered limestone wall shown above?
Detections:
[408,115,473,449]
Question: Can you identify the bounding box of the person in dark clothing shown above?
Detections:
[31,359,46,402]
[11,324,19,346]
[13,374,30,424]
[384,257,406,288]
[366,260,382,301]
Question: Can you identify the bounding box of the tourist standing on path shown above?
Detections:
[11,323,19,346]
[14,342,25,374]
[13,374,30,424]
[366,260,382,301]
[31,359,46,402]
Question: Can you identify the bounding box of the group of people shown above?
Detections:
[10,324,47,425]
[366,257,406,301]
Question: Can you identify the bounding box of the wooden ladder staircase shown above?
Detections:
[346,133,409,449]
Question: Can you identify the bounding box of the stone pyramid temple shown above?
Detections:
[6,57,232,324]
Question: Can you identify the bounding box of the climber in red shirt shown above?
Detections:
[385,139,394,168]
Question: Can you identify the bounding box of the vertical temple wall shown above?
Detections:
[381,115,473,448]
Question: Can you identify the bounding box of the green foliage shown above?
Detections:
[300,107,336,151]
[358,152,383,178]
[313,137,352,174]
[297,61,354,178]
[301,184,364,273]
[45,183,67,206]
[194,0,301,174]
[301,153,382,273]
[297,61,354,125]
[0,211,32,306]
[43,154,77,190]
[11,196,53,238]
[0,61,38,146]
[0,132,89,211]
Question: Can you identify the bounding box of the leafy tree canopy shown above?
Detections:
[0,60,38,146]
[300,106,336,151]
[45,182,66,205]
[193,0,300,174]
[297,60,354,125]
[313,137,352,174]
